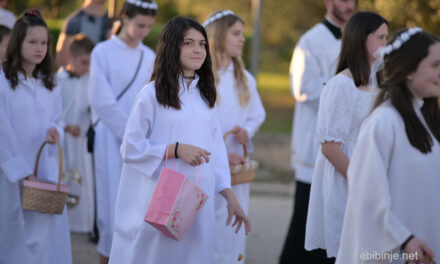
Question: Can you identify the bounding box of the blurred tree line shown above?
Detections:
[7,0,440,73]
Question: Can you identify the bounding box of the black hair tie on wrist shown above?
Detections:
[401,234,414,250]
[175,142,179,159]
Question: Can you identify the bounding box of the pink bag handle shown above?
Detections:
[165,144,204,191]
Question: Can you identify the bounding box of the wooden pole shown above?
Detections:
[108,0,117,19]
[250,0,262,77]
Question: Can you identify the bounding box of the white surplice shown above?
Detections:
[290,21,341,183]
[0,73,72,264]
[214,64,266,264]
[57,68,94,233]
[108,77,232,264]
[89,35,155,256]
[305,74,375,257]
[337,100,440,264]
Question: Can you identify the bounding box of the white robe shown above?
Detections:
[337,100,440,264]
[0,73,72,264]
[89,35,155,256]
[214,64,266,263]
[109,77,232,264]
[290,21,341,183]
[305,74,375,257]
[57,68,94,233]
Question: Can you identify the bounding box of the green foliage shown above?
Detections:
[8,0,440,73]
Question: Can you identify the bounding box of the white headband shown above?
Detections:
[376,27,422,57]
[202,10,235,27]
[369,27,423,92]
[126,0,158,10]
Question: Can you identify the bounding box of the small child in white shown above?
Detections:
[57,33,95,233]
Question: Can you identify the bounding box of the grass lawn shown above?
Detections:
[256,72,294,134]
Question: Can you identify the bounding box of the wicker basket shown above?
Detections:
[22,140,70,214]
[224,130,259,185]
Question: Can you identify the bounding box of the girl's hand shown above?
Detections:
[65,124,81,137]
[232,126,249,145]
[177,143,211,166]
[228,153,246,166]
[46,127,60,143]
[220,188,251,235]
[404,237,435,263]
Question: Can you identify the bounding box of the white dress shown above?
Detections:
[337,100,440,264]
[108,77,231,264]
[214,64,266,264]
[57,68,94,233]
[0,73,72,264]
[290,21,341,183]
[305,74,375,257]
[89,35,155,256]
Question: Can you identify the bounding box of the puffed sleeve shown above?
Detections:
[290,37,328,104]
[120,84,167,178]
[0,79,32,183]
[336,110,411,264]
[242,72,266,139]
[316,75,354,145]
[89,45,130,140]
[211,107,232,193]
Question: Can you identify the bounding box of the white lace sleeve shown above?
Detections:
[316,75,354,144]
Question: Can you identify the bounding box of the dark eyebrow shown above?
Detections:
[183,38,206,42]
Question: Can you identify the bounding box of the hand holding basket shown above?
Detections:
[22,140,70,214]
[223,130,259,185]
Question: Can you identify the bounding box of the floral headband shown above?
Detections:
[369,27,423,92]
[376,27,422,57]
[202,10,235,27]
[126,0,158,10]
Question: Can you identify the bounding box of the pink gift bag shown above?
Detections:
[144,146,208,241]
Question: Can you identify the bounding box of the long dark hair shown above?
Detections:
[2,9,55,90]
[151,16,216,109]
[373,30,440,153]
[336,11,388,86]
[114,0,157,35]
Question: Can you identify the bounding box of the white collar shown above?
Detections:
[112,35,143,50]
[413,98,424,110]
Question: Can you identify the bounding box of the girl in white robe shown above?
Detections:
[88,1,157,261]
[305,12,388,259]
[0,10,72,264]
[204,10,266,263]
[337,29,440,264]
[109,16,251,264]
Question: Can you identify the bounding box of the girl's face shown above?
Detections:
[179,28,207,76]
[21,26,48,66]
[123,14,155,42]
[406,42,440,99]
[365,23,388,64]
[224,20,245,59]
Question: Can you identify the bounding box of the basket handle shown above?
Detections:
[223,129,248,160]
[33,140,63,191]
